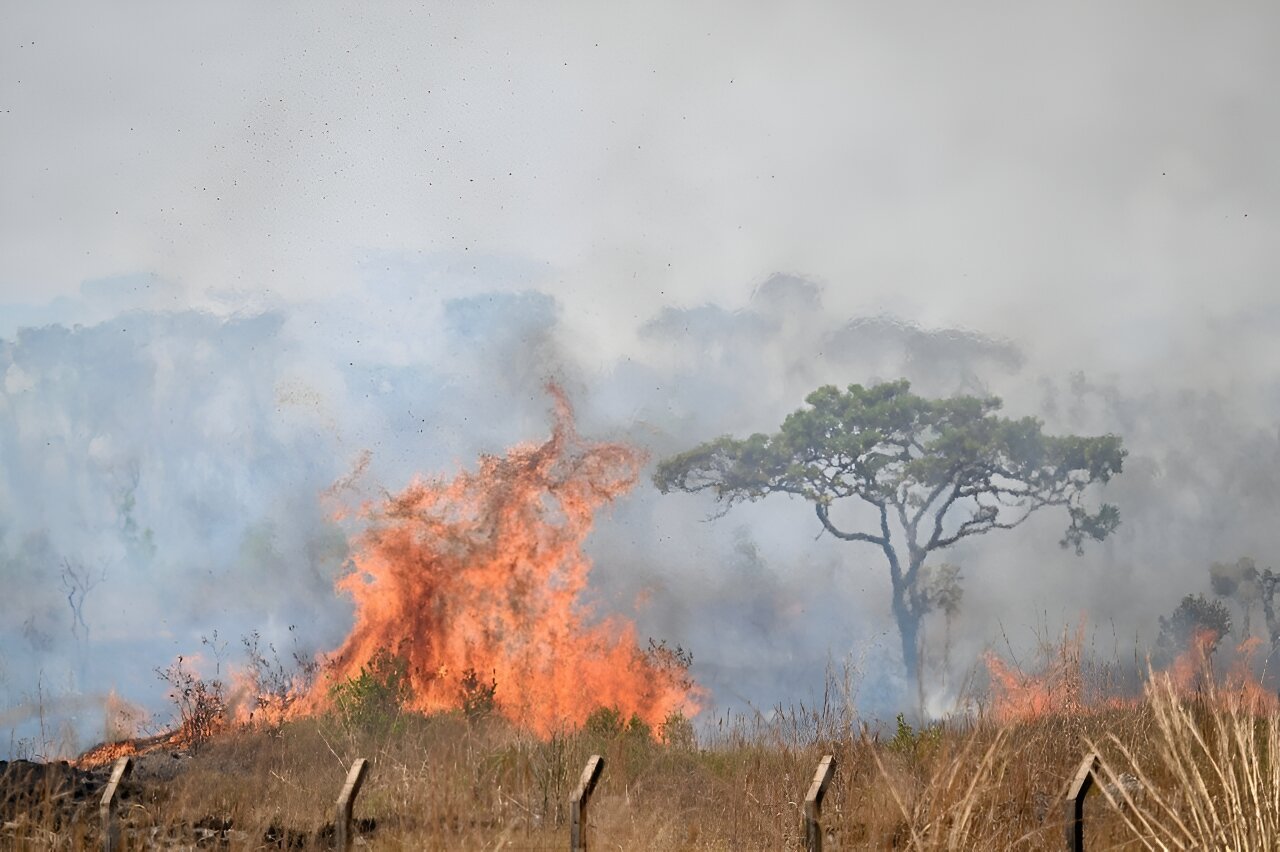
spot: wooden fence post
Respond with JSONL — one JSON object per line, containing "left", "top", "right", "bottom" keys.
{"left": 570, "top": 754, "right": 604, "bottom": 852}
{"left": 99, "top": 756, "right": 133, "bottom": 852}
{"left": 803, "top": 754, "right": 836, "bottom": 852}
{"left": 334, "top": 758, "right": 370, "bottom": 852}
{"left": 1065, "top": 752, "right": 1100, "bottom": 852}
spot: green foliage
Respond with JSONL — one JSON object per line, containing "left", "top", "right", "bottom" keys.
{"left": 920, "top": 563, "right": 964, "bottom": 617}
{"left": 583, "top": 706, "right": 624, "bottom": 738}
{"left": 626, "top": 713, "right": 652, "bottom": 741}
{"left": 659, "top": 710, "right": 697, "bottom": 749}
{"left": 1210, "top": 556, "right": 1280, "bottom": 643}
{"left": 328, "top": 648, "right": 410, "bottom": 732}
{"left": 582, "top": 706, "right": 653, "bottom": 742}
{"left": 888, "top": 712, "right": 943, "bottom": 757}
{"left": 654, "top": 379, "right": 1126, "bottom": 681}
{"left": 654, "top": 380, "right": 1125, "bottom": 553}
{"left": 1210, "top": 556, "right": 1260, "bottom": 601}
{"left": 1156, "top": 594, "right": 1231, "bottom": 664}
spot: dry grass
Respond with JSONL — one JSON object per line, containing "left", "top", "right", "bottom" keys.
{"left": 1091, "top": 673, "right": 1280, "bottom": 850}
{"left": 4, "top": 685, "right": 1278, "bottom": 850}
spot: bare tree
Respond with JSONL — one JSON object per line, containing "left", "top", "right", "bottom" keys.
{"left": 60, "top": 558, "right": 106, "bottom": 687}
{"left": 60, "top": 558, "right": 105, "bottom": 645}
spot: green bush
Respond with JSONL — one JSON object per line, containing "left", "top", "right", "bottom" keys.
{"left": 328, "top": 648, "right": 410, "bottom": 732}
{"left": 888, "top": 712, "right": 942, "bottom": 757}
{"left": 582, "top": 706, "right": 655, "bottom": 740}
{"left": 583, "top": 705, "right": 625, "bottom": 738}
{"left": 659, "top": 710, "right": 696, "bottom": 749}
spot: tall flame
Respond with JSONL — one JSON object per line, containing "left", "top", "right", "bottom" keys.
{"left": 297, "top": 386, "right": 699, "bottom": 735}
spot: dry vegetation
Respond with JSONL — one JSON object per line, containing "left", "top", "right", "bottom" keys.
{"left": 6, "top": 668, "right": 1279, "bottom": 850}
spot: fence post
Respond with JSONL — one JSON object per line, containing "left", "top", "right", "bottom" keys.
{"left": 569, "top": 754, "right": 604, "bottom": 852}
{"left": 803, "top": 754, "right": 836, "bottom": 852}
{"left": 99, "top": 756, "right": 133, "bottom": 852}
{"left": 1065, "top": 752, "right": 1100, "bottom": 852}
{"left": 334, "top": 758, "right": 370, "bottom": 852}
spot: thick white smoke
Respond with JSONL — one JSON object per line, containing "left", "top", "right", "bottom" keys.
{"left": 4, "top": 1, "right": 1280, "bottom": 754}
{"left": 5, "top": 273, "right": 1280, "bottom": 755}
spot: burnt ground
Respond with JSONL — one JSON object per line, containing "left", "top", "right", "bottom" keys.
{"left": 0, "top": 752, "right": 368, "bottom": 849}
{"left": 0, "top": 758, "right": 119, "bottom": 825}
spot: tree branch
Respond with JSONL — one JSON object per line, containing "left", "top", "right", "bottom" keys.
{"left": 814, "top": 502, "right": 887, "bottom": 545}
{"left": 931, "top": 495, "right": 1063, "bottom": 549}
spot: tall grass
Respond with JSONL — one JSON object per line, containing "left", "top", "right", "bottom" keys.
{"left": 1092, "top": 672, "right": 1280, "bottom": 850}
{"left": 6, "top": 678, "right": 1280, "bottom": 849}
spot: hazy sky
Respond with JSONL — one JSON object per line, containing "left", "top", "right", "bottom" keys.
{"left": 4, "top": 2, "right": 1280, "bottom": 748}
{"left": 4, "top": 2, "right": 1277, "bottom": 366}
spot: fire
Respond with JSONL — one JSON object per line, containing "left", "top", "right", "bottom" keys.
{"left": 103, "top": 689, "right": 147, "bottom": 742}
{"left": 73, "top": 729, "right": 187, "bottom": 770}
{"left": 983, "top": 624, "right": 1087, "bottom": 724}
{"left": 1164, "top": 626, "right": 1220, "bottom": 697}
{"left": 73, "top": 739, "right": 141, "bottom": 769}
{"left": 1219, "top": 636, "right": 1279, "bottom": 713}
{"left": 294, "top": 386, "right": 700, "bottom": 735}
{"left": 984, "top": 619, "right": 1277, "bottom": 723}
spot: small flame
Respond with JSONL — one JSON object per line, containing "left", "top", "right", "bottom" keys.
{"left": 984, "top": 618, "right": 1277, "bottom": 723}
{"left": 983, "top": 623, "right": 1086, "bottom": 724}
{"left": 1165, "top": 626, "right": 1221, "bottom": 697}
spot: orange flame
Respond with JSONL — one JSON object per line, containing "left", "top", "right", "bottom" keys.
{"left": 1165, "top": 626, "right": 1220, "bottom": 697}
{"left": 295, "top": 386, "right": 700, "bottom": 734}
{"left": 984, "top": 618, "right": 1278, "bottom": 723}
{"left": 983, "top": 623, "right": 1086, "bottom": 724}
{"left": 1219, "top": 636, "right": 1280, "bottom": 713}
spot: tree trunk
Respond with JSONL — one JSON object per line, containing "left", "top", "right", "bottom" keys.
{"left": 891, "top": 578, "right": 922, "bottom": 712}
{"left": 916, "top": 617, "right": 926, "bottom": 720}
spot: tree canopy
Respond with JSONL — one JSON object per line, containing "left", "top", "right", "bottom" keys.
{"left": 654, "top": 379, "right": 1126, "bottom": 691}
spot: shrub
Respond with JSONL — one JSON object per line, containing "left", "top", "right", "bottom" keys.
{"left": 888, "top": 712, "right": 942, "bottom": 757}
{"left": 459, "top": 667, "right": 497, "bottom": 723}
{"left": 328, "top": 648, "right": 410, "bottom": 732}
{"left": 155, "top": 657, "right": 227, "bottom": 752}
{"left": 658, "top": 710, "right": 696, "bottom": 749}
{"left": 583, "top": 705, "right": 625, "bottom": 738}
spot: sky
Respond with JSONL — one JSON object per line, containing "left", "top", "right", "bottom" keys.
{"left": 3, "top": 2, "right": 1280, "bottom": 754}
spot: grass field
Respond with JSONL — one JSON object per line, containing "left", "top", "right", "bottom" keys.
{"left": 5, "top": 668, "right": 1277, "bottom": 850}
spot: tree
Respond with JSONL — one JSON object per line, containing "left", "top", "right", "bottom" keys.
{"left": 653, "top": 380, "right": 1125, "bottom": 689}
{"left": 1210, "top": 556, "right": 1280, "bottom": 646}
{"left": 919, "top": 562, "right": 964, "bottom": 697}
{"left": 60, "top": 557, "right": 106, "bottom": 689}
{"left": 1155, "top": 593, "right": 1231, "bottom": 668}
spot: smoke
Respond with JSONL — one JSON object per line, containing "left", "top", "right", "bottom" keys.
{"left": 5, "top": 270, "right": 1280, "bottom": 755}
{"left": 4, "top": 2, "right": 1280, "bottom": 753}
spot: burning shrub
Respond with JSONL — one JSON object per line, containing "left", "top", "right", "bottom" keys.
{"left": 1155, "top": 593, "right": 1231, "bottom": 668}
{"left": 239, "top": 627, "right": 319, "bottom": 725}
{"left": 102, "top": 689, "right": 147, "bottom": 743}
{"left": 459, "top": 667, "right": 497, "bottom": 723}
{"left": 155, "top": 657, "right": 227, "bottom": 752}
